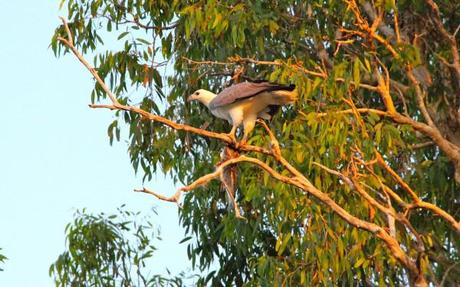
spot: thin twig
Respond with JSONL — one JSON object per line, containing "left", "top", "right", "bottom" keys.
{"left": 440, "top": 262, "right": 460, "bottom": 287}
{"left": 134, "top": 188, "right": 182, "bottom": 204}
{"left": 314, "top": 108, "right": 387, "bottom": 117}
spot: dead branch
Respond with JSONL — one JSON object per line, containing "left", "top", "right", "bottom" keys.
{"left": 134, "top": 187, "right": 181, "bottom": 203}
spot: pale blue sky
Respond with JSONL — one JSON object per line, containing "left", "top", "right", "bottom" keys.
{"left": 0, "top": 2, "right": 188, "bottom": 286}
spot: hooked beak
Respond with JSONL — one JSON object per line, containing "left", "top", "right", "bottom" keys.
{"left": 187, "top": 94, "right": 197, "bottom": 102}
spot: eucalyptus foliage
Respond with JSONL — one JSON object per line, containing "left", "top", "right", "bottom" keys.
{"left": 50, "top": 207, "right": 183, "bottom": 287}
{"left": 52, "top": 0, "right": 459, "bottom": 286}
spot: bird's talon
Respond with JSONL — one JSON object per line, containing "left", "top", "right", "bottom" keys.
{"left": 226, "top": 133, "right": 237, "bottom": 144}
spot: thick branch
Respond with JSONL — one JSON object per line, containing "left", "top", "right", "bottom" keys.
{"left": 346, "top": 0, "right": 399, "bottom": 57}
{"left": 390, "top": 113, "right": 460, "bottom": 165}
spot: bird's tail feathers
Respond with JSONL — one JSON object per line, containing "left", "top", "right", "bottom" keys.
{"left": 271, "top": 88, "right": 298, "bottom": 105}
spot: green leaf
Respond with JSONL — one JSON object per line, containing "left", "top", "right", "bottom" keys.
{"left": 354, "top": 257, "right": 366, "bottom": 268}
{"left": 277, "top": 233, "right": 292, "bottom": 255}
{"left": 353, "top": 58, "right": 361, "bottom": 88}
{"left": 136, "top": 38, "right": 151, "bottom": 45}
{"left": 117, "top": 31, "right": 129, "bottom": 40}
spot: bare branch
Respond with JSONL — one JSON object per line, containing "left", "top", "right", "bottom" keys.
{"left": 440, "top": 262, "right": 460, "bottom": 287}
{"left": 376, "top": 151, "right": 460, "bottom": 234}
{"left": 410, "top": 141, "right": 435, "bottom": 149}
{"left": 406, "top": 67, "right": 436, "bottom": 127}
{"left": 134, "top": 187, "right": 181, "bottom": 204}
{"left": 256, "top": 119, "right": 281, "bottom": 157}
{"left": 345, "top": 0, "right": 399, "bottom": 57}
{"left": 312, "top": 162, "right": 354, "bottom": 188}
{"left": 314, "top": 108, "right": 388, "bottom": 117}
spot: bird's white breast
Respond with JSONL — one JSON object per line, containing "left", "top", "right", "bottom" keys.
{"left": 210, "top": 106, "right": 235, "bottom": 124}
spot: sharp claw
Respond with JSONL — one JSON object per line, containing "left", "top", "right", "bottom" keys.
{"left": 227, "top": 133, "right": 236, "bottom": 143}
{"left": 226, "top": 129, "right": 238, "bottom": 144}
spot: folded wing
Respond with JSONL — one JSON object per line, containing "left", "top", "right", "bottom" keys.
{"left": 209, "top": 81, "right": 295, "bottom": 110}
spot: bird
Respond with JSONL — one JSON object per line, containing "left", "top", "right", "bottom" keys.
{"left": 187, "top": 81, "right": 297, "bottom": 143}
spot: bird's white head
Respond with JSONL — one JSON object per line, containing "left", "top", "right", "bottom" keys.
{"left": 187, "top": 89, "right": 217, "bottom": 107}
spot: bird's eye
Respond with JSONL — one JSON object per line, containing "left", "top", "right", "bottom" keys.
{"left": 195, "top": 92, "right": 200, "bottom": 95}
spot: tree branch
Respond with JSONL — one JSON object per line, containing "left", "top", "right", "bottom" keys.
{"left": 314, "top": 108, "right": 388, "bottom": 117}
{"left": 376, "top": 151, "right": 460, "bottom": 234}
{"left": 425, "top": 0, "right": 460, "bottom": 81}
{"left": 134, "top": 187, "right": 181, "bottom": 204}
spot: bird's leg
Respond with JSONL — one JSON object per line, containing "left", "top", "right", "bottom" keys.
{"left": 227, "top": 125, "right": 237, "bottom": 144}
{"left": 240, "top": 117, "right": 257, "bottom": 146}
{"left": 255, "top": 118, "right": 265, "bottom": 125}
{"left": 240, "top": 133, "right": 249, "bottom": 146}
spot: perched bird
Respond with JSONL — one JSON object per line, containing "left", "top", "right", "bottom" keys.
{"left": 187, "top": 81, "right": 297, "bottom": 143}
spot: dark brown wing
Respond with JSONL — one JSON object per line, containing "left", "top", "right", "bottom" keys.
{"left": 208, "top": 81, "right": 295, "bottom": 109}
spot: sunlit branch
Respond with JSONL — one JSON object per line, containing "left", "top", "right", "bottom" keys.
{"left": 314, "top": 108, "right": 388, "bottom": 117}
{"left": 376, "top": 151, "right": 460, "bottom": 234}
{"left": 344, "top": 0, "right": 399, "bottom": 57}
{"left": 134, "top": 187, "right": 181, "bottom": 204}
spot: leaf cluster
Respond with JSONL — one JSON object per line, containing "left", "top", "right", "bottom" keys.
{"left": 49, "top": 207, "right": 183, "bottom": 287}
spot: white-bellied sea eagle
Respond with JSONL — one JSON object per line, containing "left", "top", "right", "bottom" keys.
{"left": 187, "top": 81, "right": 297, "bottom": 143}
